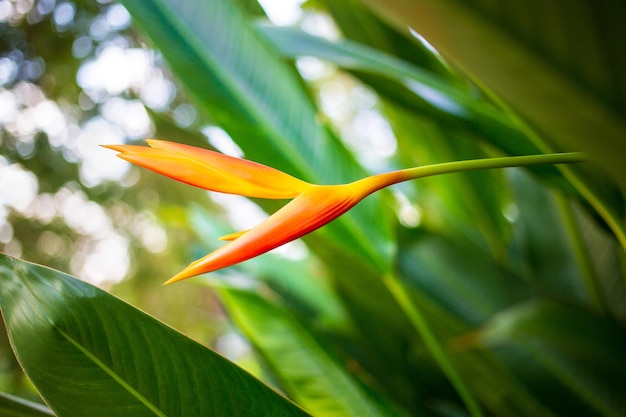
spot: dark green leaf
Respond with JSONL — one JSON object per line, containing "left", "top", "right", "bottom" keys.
{"left": 397, "top": 232, "right": 531, "bottom": 326}
{"left": 0, "top": 254, "right": 310, "bottom": 417}
{"left": 476, "top": 299, "right": 626, "bottom": 417}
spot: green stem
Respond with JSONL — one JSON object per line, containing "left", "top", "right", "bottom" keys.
{"left": 383, "top": 273, "right": 485, "bottom": 417}
{"left": 370, "top": 152, "right": 587, "bottom": 189}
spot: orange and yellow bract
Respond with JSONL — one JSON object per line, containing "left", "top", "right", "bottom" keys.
{"left": 105, "top": 140, "right": 407, "bottom": 283}
{"left": 105, "top": 140, "right": 584, "bottom": 284}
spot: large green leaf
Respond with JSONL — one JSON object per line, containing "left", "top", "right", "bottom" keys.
{"left": 118, "top": 0, "right": 394, "bottom": 270}
{"left": 219, "top": 287, "right": 408, "bottom": 417}
{"left": 0, "top": 392, "right": 53, "bottom": 417}
{"left": 0, "top": 253, "right": 310, "bottom": 417}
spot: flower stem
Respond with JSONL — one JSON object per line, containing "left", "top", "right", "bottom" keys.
{"left": 367, "top": 152, "right": 587, "bottom": 191}
{"left": 408, "top": 152, "right": 585, "bottom": 179}
{"left": 383, "top": 273, "right": 485, "bottom": 417}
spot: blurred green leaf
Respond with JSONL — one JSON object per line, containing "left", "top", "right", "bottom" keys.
{"left": 385, "top": 274, "right": 558, "bottom": 417}
{"left": 0, "top": 392, "right": 53, "bottom": 417}
{"left": 508, "top": 170, "right": 595, "bottom": 304}
{"left": 397, "top": 232, "right": 531, "bottom": 326}
{"left": 0, "top": 253, "right": 310, "bottom": 417}
{"left": 219, "top": 286, "right": 408, "bottom": 417}
{"left": 476, "top": 299, "right": 626, "bottom": 417}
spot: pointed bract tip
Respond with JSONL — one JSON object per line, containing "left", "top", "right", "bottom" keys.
{"left": 101, "top": 144, "right": 126, "bottom": 152}
{"left": 145, "top": 139, "right": 162, "bottom": 148}
{"left": 162, "top": 263, "right": 203, "bottom": 285}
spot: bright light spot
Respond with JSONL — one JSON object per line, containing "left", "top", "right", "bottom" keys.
{"left": 71, "top": 231, "right": 130, "bottom": 286}
{"left": 75, "top": 117, "right": 129, "bottom": 186}
{"left": 140, "top": 72, "right": 175, "bottom": 110}
{"left": 320, "top": 80, "right": 349, "bottom": 120}
{"left": 15, "top": 0, "right": 34, "bottom": 15}
{"left": 407, "top": 81, "right": 466, "bottom": 117}
{"left": 77, "top": 46, "right": 152, "bottom": 98}
{"left": 37, "top": 231, "right": 67, "bottom": 257}
{"left": 14, "top": 81, "right": 44, "bottom": 106}
{"left": 352, "top": 109, "right": 397, "bottom": 158}
{"left": 37, "top": 0, "right": 55, "bottom": 15}
{"left": 33, "top": 193, "right": 56, "bottom": 224}
{"left": 351, "top": 85, "right": 378, "bottom": 110}
{"left": 301, "top": 12, "right": 340, "bottom": 41}
{"left": 395, "top": 192, "right": 422, "bottom": 228}
{"left": 0, "top": 57, "right": 18, "bottom": 85}
{"left": 57, "top": 188, "right": 111, "bottom": 237}
{"left": 0, "top": 222, "right": 13, "bottom": 243}
{"left": 0, "top": 1, "right": 13, "bottom": 22}
{"left": 131, "top": 211, "right": 168, "bottom": 253}
{"left": 209, "top": 194, "right": 268, "bottom": 233}
{"left": 14, "top": 107, "right": 37, "bottom": 136}
{"left": 296, "top": 56, "right": 334, "bottom": 81}
{"left": 257, "top": 0, "right": 303, "bottom": 26}
{"left": 53, "top": 2, "right": 75, "bottom": 28}
{"left": 0, "top": 89, "right": 18, "bottom": 122}
{"left": 203, "top": 126, "right": 243, "bottom": 158}
{"left": 72, "top": 36, "right": 93, "bottom": 58}
{"left": 0, "top": 163, "right": 39, "bottom": 212}
{"left": 89, "top": 15, "right": 111, "bottom": 40}
{"left": 172, "top": 103, "right": 197, "bottom": 128}
{"left": 216, "top": 331, "right": 252, "bottom": 360}
{"left": 105, "top": 4, "right": 130, "bottom": 30}
{"left": 270, "top": 238, "right": 308, "bottom": 260}
{"left": 22, "top": 57, "right": 45, "bottom": 80}
{"left": 100, "top": 97, "right": 152, "bottom": 138}
{"left": 34, "top": 100, "right": 67, "bottom": 139}
{"left": 16, "top": 136, "right": 35, "bottom": 157}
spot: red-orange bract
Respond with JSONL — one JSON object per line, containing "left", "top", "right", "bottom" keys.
{"left": 105, "top": 140, "right": 407, "bottom": 283}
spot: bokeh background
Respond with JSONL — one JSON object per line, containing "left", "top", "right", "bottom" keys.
{"left": 2, "top": 1, "right": 625, "bottom": 415}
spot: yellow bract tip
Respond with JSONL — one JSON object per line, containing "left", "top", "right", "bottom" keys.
{"left": 219, "top": 230, "right": 249, "bottom": 241}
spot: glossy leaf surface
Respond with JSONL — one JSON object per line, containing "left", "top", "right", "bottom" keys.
{"left": 0, "top": 254, "right": 310, "bottom": 417}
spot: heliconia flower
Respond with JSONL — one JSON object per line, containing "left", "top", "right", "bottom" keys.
{"left": 105, "top": 140, "right": 584, "bottom": 284}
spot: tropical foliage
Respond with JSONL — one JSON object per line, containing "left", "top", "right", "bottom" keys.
{"left": 1, "top": 0, "right": 624, "bottom": 416}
